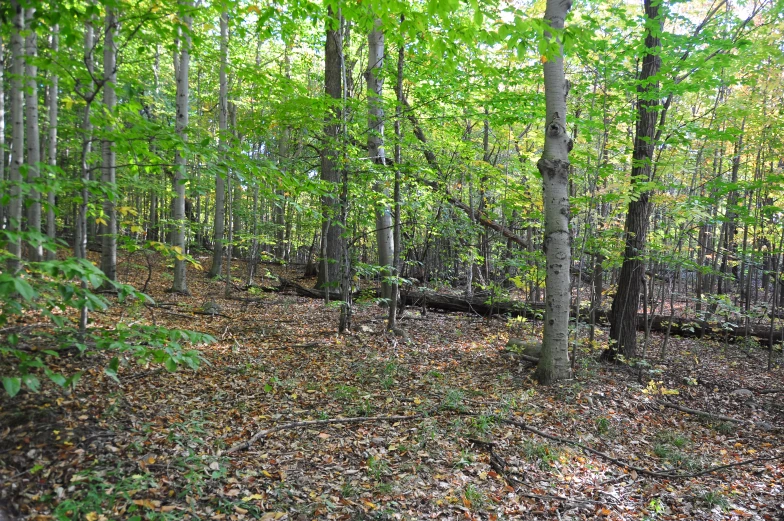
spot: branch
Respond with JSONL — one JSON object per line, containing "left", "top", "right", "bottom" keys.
{"left": 225, "top": 413, "right": 425, "bottom": 454}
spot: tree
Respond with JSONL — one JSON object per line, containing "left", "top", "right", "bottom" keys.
{"left": 25, "top": 5, "right": 42, "bottom": 262}
{"left": 316, "top": 7, "right": 344, "bottom": 293}
{"left": 366, "top": 19, "right": 395, "bottom": 306}
{"left": 7, "top": 0, "right": 25, "bottom": 272}
{"left": 534, "top": 0, "right": 573, "bottom": 384}
{"left": 100, "top": 6, "right": 118, "bottom": 282}
{"left": 208, "top": 9, "right": 229, "bottom": 279}
{"left": 603, "top": 0, "right": 664, "bottom": 362}
{"left": 170, "top": 0, "right": 193, "bottom": 295}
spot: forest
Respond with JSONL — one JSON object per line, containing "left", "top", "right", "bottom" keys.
{"left": 0, "top": 0, "right": 783, "bottom": 519}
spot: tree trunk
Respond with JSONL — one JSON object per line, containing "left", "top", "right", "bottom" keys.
{"left": 208, "top": 10, "right": 228, "bottom": 279}
{"left": 7, "top": 0, "right": 24, "bottom": 272}
{"left": 45, "top": 27, "right": 58, "bottom": 261}
{"left": 316, "top": 7, "right": 344, "bottom": 292}
{"left": 388, "top": 25, "right": 404, "bottom": 331}
{"left": 604, "top": 0, "right": 663, "bottom": 362}
{"left": 24, "top": 6, "right": 42, "bottom": 262}
{"left": 100, "top": 7, "right": 118, "bottom": 281}
{"left": 0, "top": 36, "right": 6, "bottom": 234}
{"left": 170, "top": 1, "right": 192, "bottom": 294}
{"left": 534, "top": 0, "right": 573, "bottom": 385}
{"left": 366, "top": 21, "right": 395, "bottom": 305}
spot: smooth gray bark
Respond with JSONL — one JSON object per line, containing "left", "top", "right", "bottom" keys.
{"left": 170, "top": 1, "right": 192, "bottom": 294}
{"left": 100, "top": 8, "right": 118, "bottom": 281}
{"left": 24, "top": 7, "right": 41, "bottom": 262}
{"left": 209, "top": 11, "right": 228, "bottom": 279}
{"left": 366, "top": 22, "right": 394, "bottom": 304}
{"left": 8, "top": 1, "right": 24, "bottom": 272}
{"left": 535, "top": 0, "right": 573, "bottom": 385}
{"left": 45, "top": 27, "right": 59, "bottom": 261}
{"left": 0, "top": 36, "right": 5, "bottom": 233}
{"left": 387, "top": 28, "right": 405, "bottom": 331}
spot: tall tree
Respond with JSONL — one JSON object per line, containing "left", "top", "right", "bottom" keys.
{"left": 534, "top": 0, "right": 573, "bottom": 385}
{"left": 0, "top": 36, "right": 5, "bottom": 234}
{"left": 45, "top": 26, "right": 59, "bottom": 261}
{"left": 170, "top": 0, "right": 192, "bottom": 294}
{"left": 208, "top": 9, "right": 229, "bottom": 279}
{"left": 366, "top": 19, "right": 394, "bottom": 305}
{"left": 603, "top": 0, "right": 664, "bottom": 361}
{"left": 25, "top": 6, "right": 42, "bottom": 262}
{"left": 7, "top": 0, "right": 25, "bottom": 272}
{"left": 316, "top": 7, "right": 344, "bottom": 292}
{"left": 100, "top": 7, "right": 118, "bottom": 281}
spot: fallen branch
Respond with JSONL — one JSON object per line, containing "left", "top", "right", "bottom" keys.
{"left": 225, "top": 413, "right": 425, "bottom": 454}
{"left": 499, "top": 417, "right": 782, "bottom": 479}
{"left": 655, "top": 400, "right": 747, "bottom": 424}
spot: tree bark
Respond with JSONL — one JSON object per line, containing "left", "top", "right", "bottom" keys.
{"left": 24, "top": 6, "right": 42, "bottom": 262}
{"left": 534, "top": 0, "right": 573, "bottom": 385}
{"left": 366, "top": 20, "right": 394, "bottom": 304}
{"left": 170, "top": 0, "right": 192, "bottom": 294}
{"left": 8, "top": 0, "right": 24, "bottom": 272}
{"left": 388, "top": 27, "right": 405, "bottom": 331}
{"left": 0, "top": 36, "right": 6, "bottom": 234}
{"left": 316, "top": 7, "right": 344, "bottom": 292}
{"left": 100, "top": 8, "right": 118, "bottom": 281}
{"left": 604, "top": 0, "right": 663, "bottom": 362}
{"left": 209, "top": 10, "right": 228, "bottom": 279}
{"left": 45, "top": 27, "right": 59, "bottom": 261}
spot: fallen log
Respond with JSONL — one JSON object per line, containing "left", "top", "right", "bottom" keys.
{"left": 278, "top": 279, "right": 784, "bottom": 342}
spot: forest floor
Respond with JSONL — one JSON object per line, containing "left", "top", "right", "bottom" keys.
{"left": 1, "top": 255, "right": 783, "bottom": 521}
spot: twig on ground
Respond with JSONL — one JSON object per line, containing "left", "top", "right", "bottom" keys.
{"left": 225, "top": 413, "right": 426, "bottom": 454}
{"left": 656, "top": 400, "right": 748, "bottom": 424}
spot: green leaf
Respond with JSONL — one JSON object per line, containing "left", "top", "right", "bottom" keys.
{"left": 23, "top": 374, "right": 41, "bottom": 393}
{"left": 105, "top": 357, "right": 120, "bottom": 382}
{"left": 165, "top": 358, "right": 177, "bottom": 372}
{"left": 2, "top": 377, "right": 21, "bottom": 397}
{"left": 13, "top": 278, "right": 36, "bottom": 301}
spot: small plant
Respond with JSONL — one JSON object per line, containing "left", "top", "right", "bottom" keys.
{"left": 595, "top": 416, "right": 611, "bottom": 435}
{"left": 699, "top": 489, "right": 729, "bottom": 510}
{"left": 452, "top": 449, "right": 474, "bottom": 469}
{"left": 712, "top": 421, "right": 735, "bottom": 435}
{"left": 655, "top": 430, "right": 688, "bottom": 448}
{"left": 441, "top": 388, "right": 466, "bottom": 412}
{"left": 522, "top": 440, "right": 559, "bottom": 470}
{"left": 462, "top": 484, "right": 484, "bottom": 508}
{"left": 469, "top": 415, "right": 496, "bottom": 436}
{"left": 366, "top": 456, "right": 389, "bottom": 480}
{"left": 340, "top": 482, "right": 358, "bottom": 498}
{"left": 332, "top": 384, "right": 359, "bottom": 401}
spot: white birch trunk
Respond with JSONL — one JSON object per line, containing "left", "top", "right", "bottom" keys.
{"left": 366, "top": 22, "right": 394, "bottom": 304}
{"left": 45, "top": 27, "right": 59, "bottom": 261}
{"left": 171, "top": 1, "right": 192, "bottom": 294}
{"left": 100, "top": 8, "right": 118, "bottom": 281}
{"left": 535, "top": 0, "right": 573, "bottom": 385}
{"left": 8, "top": 1, "right": 25, "bottom": 272}
{"left": 209, "top": 10, "right": 228, "bottom": 279}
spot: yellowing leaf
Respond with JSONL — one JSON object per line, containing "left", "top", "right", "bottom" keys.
{"left": 85, "top": 513, "right": 99, "bottom": 521}
{"left": 242, "top": 494, "right": 265, "bottom": 501}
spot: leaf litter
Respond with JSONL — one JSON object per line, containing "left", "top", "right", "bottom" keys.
{"left": 0, "top": 256, "right": 782, "bottom": 520}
